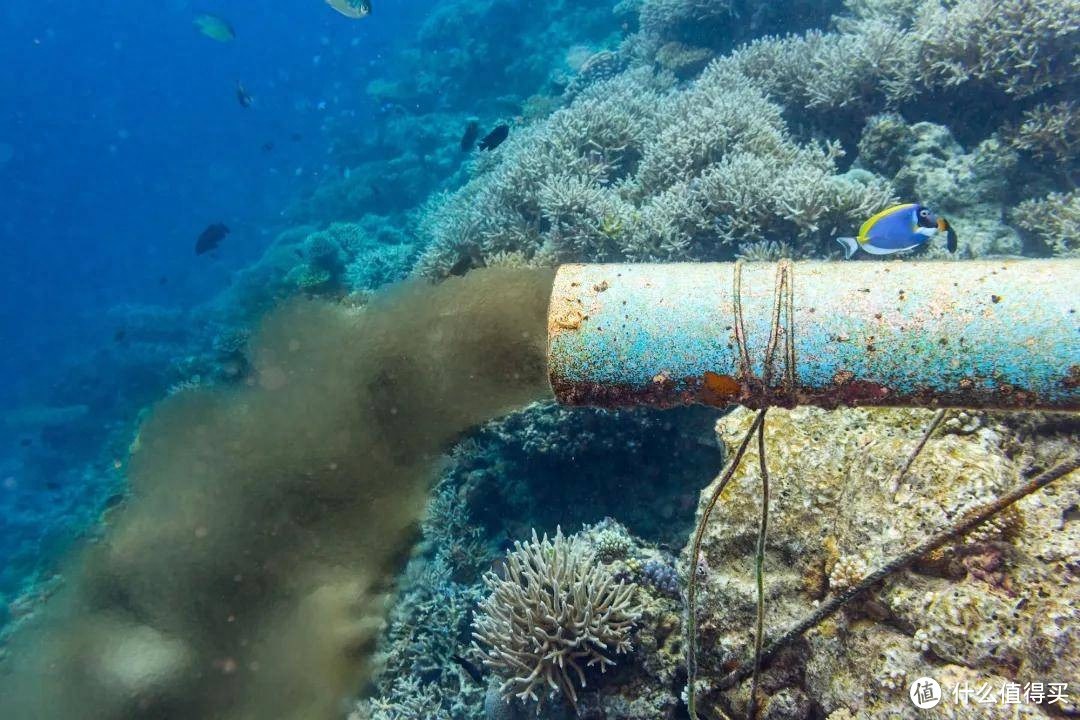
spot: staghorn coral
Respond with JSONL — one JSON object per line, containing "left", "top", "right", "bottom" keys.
{"left": 422, "top": 477, "right": 492, "bottom": 582}
{"left": 911, "top": 0, "right": 1080, "bottom": 99}
{"left": 1007, "top": 101, "right": 1080, "bottom": 165}
{"left": 636, "top": 0, "right": 840, "bottom": 56}
{"left": 360, "top": 556, "right": 487, "bottom": 720}
{"left": 416, "top": 62, "right": 893, "bottom": 275}
{"left": 350, "top": 676, "right": 452, "bottom": 720}
{"left": 735, "top": 239, "right": 798, "bottom": 262}
{"left": 414, "top": 68, "right": 674, "bottom": 276}
{"left": 1011, "top": 190, "right": 1080, "bottom": 256}
{"left": 727, "top": 0, "right": 1080, "bottom": 111}
{"left": 472, "top": 528, "right": 642, "bottom": 706}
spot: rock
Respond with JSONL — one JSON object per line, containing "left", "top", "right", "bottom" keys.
{"left": 677, "top": 406, "right": 1079, "bottom": 717}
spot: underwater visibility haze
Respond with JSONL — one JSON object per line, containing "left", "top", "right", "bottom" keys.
{"left": 0, "top": 0, "right": 1078, "bottom": 719}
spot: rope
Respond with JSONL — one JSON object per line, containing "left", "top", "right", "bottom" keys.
{"left": 747, "top": 416, "right": 770, "bottom": 719}
{"left": 687, "top": 260, "right": 797, "bottom": 720}
{"left": 714, "top": 452, "right": 1080, "bottom": 691}
{"left": 732, "top": 260, "right": 753, "bottom": 384}
{"left": 732, "top": 260, "right": 797, "bottom": 404}
{"left": 890, "top": 408, "right": 948, "bottom": 495}
{"left": 685, "top": 408, "right": 764, "bottom": 720}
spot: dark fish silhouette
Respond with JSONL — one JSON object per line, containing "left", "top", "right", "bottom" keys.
{"left": 158, "top": 275, "right": 169, "bottom": 286}
{"left": 460, "top": 120, "right": 480, "bottom": 151}
{"left": 195, "top": 223, "right": 230, "bottom": 255}
{"left": 478, "top": 124, "right": 509, "bottom": 151}
{"left": 290, "top": 132, "right": 303, "bottom": 142}
{"left": 262, "top": 141, "right": 275, "bottom": 152}
{"left": 451, "top": 654, "right": 485, "bottom": 684}
{"left": 113, "top": 328, "right": 126, "bottom": 343}
{"left": 236, "top": 81, "right": 253, "bottom": 108}
{"left": 20, "top": 437, "right": 33, "bottom": 447}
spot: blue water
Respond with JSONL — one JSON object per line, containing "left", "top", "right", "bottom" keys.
{"left": 0, "top": 0, "right": 436, "bottom": 608}
{"left": 0, "top": 2, "right": 425, "bottom": 398}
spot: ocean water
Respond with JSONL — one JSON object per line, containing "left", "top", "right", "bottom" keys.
{"left": 0, "top": 1, "right": 1077, "bottom": 718}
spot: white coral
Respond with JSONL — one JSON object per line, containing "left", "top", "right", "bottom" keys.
{"left": 471, "top": 528, "right": 641, "bottom": 706}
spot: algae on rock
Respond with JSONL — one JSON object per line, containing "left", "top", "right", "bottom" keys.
{"left": 679, "top": 406, "right": 1080, "bottom": 718}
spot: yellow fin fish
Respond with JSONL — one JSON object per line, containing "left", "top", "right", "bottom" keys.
{"left": 326, "top": 0, "right": 371, "bottom": 19}
{"left": 836, "top": 203, "right": 957, "bottom": 259}
{"left": 193, "top": 13, "right": 236, "bottom": 42}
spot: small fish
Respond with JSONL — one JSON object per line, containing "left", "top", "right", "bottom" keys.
{"left": 195, "top": 222, "right": 230, "bottom": 255}
{"left": 290, "top": 132, "right": 303, "bottom": 142}
{"left": 478, "top": 124, "right": 509, "bottom": 151}
{"left": 460, "top": 119, "right": 480, "bottom": 152}
{"left": 451, "top": 654, "right": 485, "bottom": 685}
{"left": 236, "top": 81, "right": 253, "bottom": 108}
{"left": 262, "top": 141, "right": 275, "bottom": 152}
{"left": 103, "top": 493, "right": 126, "bottom": 509}
{"left": 836, "top": 203, "right": 957, "bottom": 259}
{"left": 158, "top": 275, "right": 169, "bottom": 286}
{"left": 194, "top": 13, "right": 236, "bottom": 42}
{"left": 19, "top": 437, "right": 33, "bottom": 447}
{"left": 326, "top": 0, "right": 371, "bottom": 19}
{"left": 113, "top": 328, "right": 126, "bottom": 343}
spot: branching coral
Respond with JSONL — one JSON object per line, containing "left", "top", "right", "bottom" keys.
{"left": 414, "top": 69, "right": 674, "bottom": 275}
{"left": 725, "top": 0, "right": 1080, "bottom": 114}
{"left": 910, "top": 0, "right": 1080, "bottom": 98}
{"left": 1006, "top": 101, "right": 1080, "bottom": 165}
{"left": 1011, "top": 190, "right": 1080, "bottom": 256}
{"left": 472, "top": 528, "right": 641, "bottom": 706}
{"left": 639, "top": 0, "right": 735, "bottom": 47}
{"left": 416, "top": 61, "right": 893, "bottom": 274}
{"left": 351, "top": 676, "right": 452, "bottom": 720}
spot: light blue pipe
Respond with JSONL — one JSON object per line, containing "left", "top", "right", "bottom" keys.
{"left": 546, "top": 260, "right": 1080, "bottom": 411}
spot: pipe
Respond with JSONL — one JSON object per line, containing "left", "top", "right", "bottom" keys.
{"left": 547, "top": 260, "right": 1080, "bottom": 411}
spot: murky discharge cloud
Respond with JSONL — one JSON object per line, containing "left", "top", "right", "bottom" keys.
{"left": 0, "top": 268, "right": 555, "bottom": 720}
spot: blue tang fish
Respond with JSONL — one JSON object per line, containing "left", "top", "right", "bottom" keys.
{"left": 836, "top": 203, "right": 957, "bottom": 259}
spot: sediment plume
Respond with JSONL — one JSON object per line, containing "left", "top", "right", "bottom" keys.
{"left": 0, "top": 268, "right": 555, "bottom": 720}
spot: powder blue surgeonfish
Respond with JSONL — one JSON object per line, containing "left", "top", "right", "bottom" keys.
{"left": 836, "top": 203, "right": 957, "bottom": 259}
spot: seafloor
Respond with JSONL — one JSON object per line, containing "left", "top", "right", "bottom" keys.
{"left": 1, "top": 1, "right": 1078, "bottom": 719}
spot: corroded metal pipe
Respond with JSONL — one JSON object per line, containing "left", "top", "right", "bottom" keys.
{"left": 547, "top": 261, "right": 1080, "bottom": 411}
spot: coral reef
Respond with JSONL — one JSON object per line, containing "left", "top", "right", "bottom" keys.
{"left": 431, "top": 401, "right": 721, "bottom": 548}
{"left": 1012, "top": 190, "right": 1080, "bottom": 256}
{"left": 472, "top": 527, "right": 642, "bottom": 706}
{"left": 6, "top": 1, "right": 1080, "bottom": 719}
{"left": 415, "top": 63, "right": 893, "bottom": 276}
{"left": 415, "top": 0, "right": 1080, "bottom": 276}
{"left": 677, "top": 406, "right": 1080, "bottom": 718}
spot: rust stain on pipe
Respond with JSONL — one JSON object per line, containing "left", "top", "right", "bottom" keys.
{"left": 546, "top": 261, "right": 1080, "bottom": 412}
